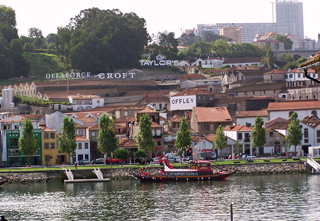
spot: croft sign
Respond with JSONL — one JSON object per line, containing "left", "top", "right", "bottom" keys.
{"left": 45, "top": 72, "right": 136, "bottom": 80}
{"left": 139, "top": 54, "right": 179, "bottom": 66}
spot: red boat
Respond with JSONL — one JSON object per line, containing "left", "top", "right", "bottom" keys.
{"left": 134, "top": 158, "right": 234, "bottom": 182}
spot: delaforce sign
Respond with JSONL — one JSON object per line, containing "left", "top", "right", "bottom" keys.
{"left": 139, "top": 54, "right": 179, "bottom": 66}
{"left": 45, "top": 72, "right": 136, "bottom": 80}
{"left": 170, "top": 95, "right": 196, "bottom": 111}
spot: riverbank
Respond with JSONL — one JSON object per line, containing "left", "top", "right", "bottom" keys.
{"left": 0, "top": 161, "right": 309, "bottom": 183}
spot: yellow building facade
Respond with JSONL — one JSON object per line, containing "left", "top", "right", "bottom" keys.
{"left": 41, "top": 127, "right": 66, "bottom": 165}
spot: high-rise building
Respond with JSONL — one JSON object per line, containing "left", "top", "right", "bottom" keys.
{"left": 276, "top": 0, "right": 304, "bottom": 39}
{"left": 197, "top": 0, "right": 304, "bottom": 43}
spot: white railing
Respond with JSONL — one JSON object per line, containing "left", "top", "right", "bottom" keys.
{"left": 93, "top": 168, "right": 104, "bottom": 180}
{"left": 64, "top": 168, "right": 74, "bottom": 180}
{"left": 306, "top": 157, "right": 320, "bottom": 173}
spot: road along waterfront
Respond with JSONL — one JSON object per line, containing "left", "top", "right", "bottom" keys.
{"left": 0, "top": 173, "right": 320, "bottom": 220}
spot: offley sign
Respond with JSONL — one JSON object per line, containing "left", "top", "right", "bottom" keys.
{"left": 45, "top": 72, "right": 136, "bottom": 80}
{"left": 170, "top": 95, "right": 196, "bottom": 111}
{"left": 139, "top": 54, "right": 179, "bottom": 66}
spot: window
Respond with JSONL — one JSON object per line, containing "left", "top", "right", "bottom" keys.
{"left": 91, "top": 131, "right": 96, "bottom": 137}
{"left": 304, "top": 128, "right": 309, "bottom": 143}
{"left": 15, "top": 125, "right": 19, "bottom": 129}
{"left": 9, "top": 138, "right": 18, "bottom": 146}
{"left": 44, "top": 132, "right": 49, "bottom": 139}
{"left": 50, "top": 133, "right": 55, "bottom": 139}
{"left": 45, "top": 155, "right": 50, "bottom": 163}
{"left": 156, "top": 129, "right": 161, "bottom": 136}
{"left": 50, "top": 143, "right": 55, "bottom": 149}
{"left": 85, "top": 143, "right": 88, "bottom": 149}
{"left": 238, "top": 133, "right": 243, "bottom": 140}
{"left": 157, "top": 140, "right": 161, "bottom": 146}
{"left": 79, "top": 130, "right": 84, "bottom": 136}
{"left": 78, "top": 143, "right": 82, "bottom": 149}
{"left": 312, "top": 110, "right": 317, "bottom": 116}
{"left": 85, "top": 154, "right": 89, "bottom": 160}
{"left": 317, "top": 130, "right": 320, "bottom": 143}
{"left": 269, "top": 132, "right": 274, "bottom": 137}
{"left": 45, "top": 143, "right": 49, "bottom": 149}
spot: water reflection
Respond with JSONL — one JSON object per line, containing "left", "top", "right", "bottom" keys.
{"left": 0, "top": 174, "right": 320, "bottom": 220}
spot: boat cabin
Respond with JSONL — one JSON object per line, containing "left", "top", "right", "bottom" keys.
{"left": 189, "top": 160, "right": 212, "bottom": 175}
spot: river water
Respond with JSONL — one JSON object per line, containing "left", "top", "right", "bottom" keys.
{"left": 0, "top": 174, "right": 320, "bottom": 221}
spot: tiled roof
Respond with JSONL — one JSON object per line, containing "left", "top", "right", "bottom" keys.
{"left": 172, "top": 88, "right": 212, "bottom": 97}
{"left": 223, "top": 57, "right": 263, "bottom": 64}
{"left": 76, "top": 135, "right": 89, "bottom": 141}
{"left": 224, "top": 125, "right": 252, "bottom": 132}
{"left": 301, "top": 115, "right": 320, "bottom": 128}
{"left": 264, "top": 117, "right": 290, "bottom": 130}
{"left": 138, "top": 106, "right": 158, "bottom": 113}
{"left": 264, "top": 69, "right": 288, "bottom": 75}
{"left": 268, "top": 100, "right": 320, "bottom": 111}
{"left": 228, "top": 82, "right": 285, "bottom": 93}
{"left": 88, "top": 124, "right": 99, "bottom": 130}
{"left": 237, "top": 109, "right": 268, "bottom": 118}
{"left": 115, "top": 116, "right": 136, "bottom": 122}
{"left": 40, "top": 127, "right": 55, "bottom": 132}
{"left": 205, "top": 134, "right": 216, "bottom": 142}
{"left": 193, "top": 107, "right": 232, "bottom": 123}
{"left": 118, "top": 138, "right": 138, "bottom": 147}
{"left": 179, "top": 74, "right": 207, "bottom": 80}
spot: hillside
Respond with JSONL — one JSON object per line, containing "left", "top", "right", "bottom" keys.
{"left": 23, "top": 52, "right": 67, "bottom": 81}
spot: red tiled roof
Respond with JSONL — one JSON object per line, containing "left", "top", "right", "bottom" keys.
{"left": 76, "top": 135, "right": 89, "bottom": 141}
{"left": 301, "top": 115, "right": 320, "bottom": 128}
{"left": 179, "top": 74, "right": 207, "bottom": 80}
{"left": 224, "top": 125, "right": 252, "bottom": 132}
{"left": 268, "top": 100, "right": 320, "bottom": 111}
{"left": 237, "top": 109, "right": 268, "bottom": 118}
{"left": 118, "top": 138, "right": 138, "bottom": 147}
{"left": 172, "top": 88, "right": 212, "bottom": 97}
{"left": 193, "top": 107, "right": 232, "bottom": 123}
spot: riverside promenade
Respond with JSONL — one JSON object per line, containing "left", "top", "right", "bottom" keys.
{"left": 0, "top": 159, "right": 308, "bottom": 183}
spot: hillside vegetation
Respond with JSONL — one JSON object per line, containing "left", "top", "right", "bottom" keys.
{"left": 23, "top": 52, "right": 66, "bottom": 80}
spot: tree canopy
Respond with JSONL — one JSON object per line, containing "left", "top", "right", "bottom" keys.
{"left": 0, "top": 5, "right": 30, "bottom": 79}
{"left": 175, "top": 117, "right": 192, "bottom": 155}
{"left": 136, "top": 114, "right": 155, "bottom": 153}
{"left": 18, "top": 118, "right": 38, "bottom": 156}
{"left": 286, "top": 112, "right": 302, "bottom": 156}
{"left": 97, "top": 113, "right": 118, "bottom": 155}
{"left": 251, "top": 116, "right": 266, "bottom": 156}
{"left": 56, "top": 8, "right": 149, "bottom": 73}
{"left": 213, "top": 125, "right": 227, "bottom": 158}
{"left": 58, "top": 117, "right": 77, "bottom": 162}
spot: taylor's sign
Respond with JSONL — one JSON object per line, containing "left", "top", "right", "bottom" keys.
{"left": 45, "top": 72, "right": 136, "bottom": 80}
{"left": 139, "top": 54, "right": 179, "bottom": 66}
{"left": 170, "top": 95, "right": 196, "bottom": 111}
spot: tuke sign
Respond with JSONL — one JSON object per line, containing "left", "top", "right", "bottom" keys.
{"left": 139, "top": 54, "right": 179, "bottom": 66}
{"left": 45, "top": 72, "right": 136, "bottom": 80}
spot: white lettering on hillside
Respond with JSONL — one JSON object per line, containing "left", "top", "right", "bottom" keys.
{"left": 45, "top": 72, "right": 136, "bottom": 80}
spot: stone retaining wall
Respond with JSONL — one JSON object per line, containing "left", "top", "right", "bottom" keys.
{"left": 0, "top": 162, "right": 308, "bottom": 183}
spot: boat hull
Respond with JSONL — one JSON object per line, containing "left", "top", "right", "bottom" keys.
{"left": 134, "top": 172, "right": 234, "bottom": 182}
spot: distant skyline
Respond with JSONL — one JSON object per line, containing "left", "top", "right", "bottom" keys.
{"left": 1, "top": 0, "right": 319, "bottom": 40}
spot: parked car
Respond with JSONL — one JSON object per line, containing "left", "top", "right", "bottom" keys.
{"left": 91, "top": 158, "right": 104, "bottom": 164}
{"left": 0, "top": 162, "right": 10, "bottom": 168}
{"left": 11, "top": 162, "right": 25, "bottom": 167}
{"left": 78, "top": 159, "right": 90, "bottom": 165}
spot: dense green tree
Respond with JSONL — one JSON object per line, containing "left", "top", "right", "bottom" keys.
{"left": 178, "top": 32, "right": 201, "bottom": 46}
{"left": 56, "top": 8, "right": 148, "bottom": 72}
{"left": 286, "top": 112, "right": 302, "bottom": 156}
{"left": 134, "top": 149, "right": 148, "bottom": 158}
{"left": 0, "top": 5, "right": 29, "bottom": 79}
{"left": 213, "top": 125, "right": 227, "bottom": 158}
{"left": 186, "top": 41, "right": 213, "bottom": 58}
{"left": 202, "top": 31, "right": 231, "bottom": 43}
{"left": 97, "top": 114, "right": 118, "bottom": 157}
{"left": 136, "top": 114, "right": 155, "bottom": 153}
{"left": 58, "top": 117, "right": 76, "bottom": 163}
{"left": 158, "top": 32, "right": 179, "bottom": 59}
{"left": 28, "top": 27, "right": 43, "bottom": 39}
{"left": 19, "top": 118, "right": 38, "bottom": 164}
{"left": 113, "top": 149, "right": 130, "bottom": 162}
{"left": 276, "top": 34, "right": 293, "bottom": 50}
{"left": 251, "top": 116, "right": 266, "bottom": 156}
{"left": 260, "top": 45, "right": 275, "bottom": 69}
{"left": 175, "top": 117, "right": 192, "bottom": 156}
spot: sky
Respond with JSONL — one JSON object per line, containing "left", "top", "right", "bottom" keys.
{"left": 0, "top": 0, "right": 319, "bottom": 40}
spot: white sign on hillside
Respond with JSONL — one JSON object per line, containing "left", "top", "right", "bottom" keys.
{"left": 139, "top": 54, "right": 179, "bottom": 66}
{"left": 170, "top": 95, "right": 196, "bottom": 111}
